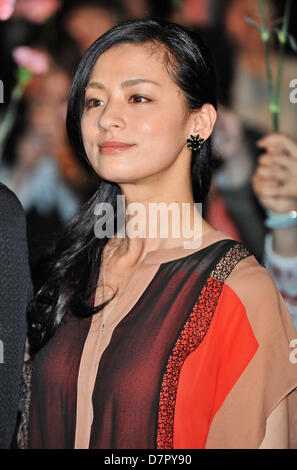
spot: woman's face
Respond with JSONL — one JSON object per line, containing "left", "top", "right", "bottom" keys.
{"left": 81, "top": 42, "right": 194, "bottom": 185}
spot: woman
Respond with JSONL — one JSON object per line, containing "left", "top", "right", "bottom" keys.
{"left": 0, "top": 183, "right": 32, "bottom": 448}
{"left": 20, "top": 19, "right": 297, "bottom": 449}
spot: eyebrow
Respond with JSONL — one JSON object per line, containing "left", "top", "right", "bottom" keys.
{"left": 86, "top": 78, "right": 161, "bottom": 90}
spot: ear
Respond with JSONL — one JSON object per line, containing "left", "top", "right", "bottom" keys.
{"left": 190, "top": 104, "right": 217, "bottom": 140}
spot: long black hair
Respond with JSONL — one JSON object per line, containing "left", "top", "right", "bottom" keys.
{"left": 27, "top": 18, "right": 217, "bottom": 354}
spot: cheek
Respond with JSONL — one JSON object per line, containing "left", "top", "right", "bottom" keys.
{"left": 81, "top": 114, "right": 91, "bottom": 139}
{"left": 80, "top": 117, "right": 99, "bottom": 170}
{"left": 138, "top": 113, "right": 187, "bottom": 153}
{"left": 135, "top": 111, "right": 183, "bottom": 140}
{"left": 81, "top": 115, "right": 96, "bottom": 150}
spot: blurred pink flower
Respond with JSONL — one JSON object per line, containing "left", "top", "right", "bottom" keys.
{"left": 12, "top": 46, "right": 49, "bottom": 74}
{"left": 14, "top": 0, "right": 61, "bottom": 23}
{"left": 0, "top": 0, "right": 16, "bottom": 20}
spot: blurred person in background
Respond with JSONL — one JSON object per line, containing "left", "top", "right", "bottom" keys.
{"left": 176, "top": 0, "right": 296, "bottom": 262}
{"left": 60, "top": 0, "right": 125, "bottom": 57}
{"left": 170, "top": 0, "right": 215, "bottom": 28}
{"left": 169, "top": 2, "right": 267, "bottom": 260}
{"left": 121, "top": 0, "right": 149, "bottom": 19}
{"left": 252, "top": 133, "right": 297, "bottom": 330}
{"left": 185, "top": 0, "right": 296, "bottom": 262}
{"left": 120, "top": 0, "right": 176, "bottom": 23}
{"left": 0, "top": 58, "right": 88, "bottom": 271}
{"left": 206, "top": 104, "right": 266, "bottom": 261}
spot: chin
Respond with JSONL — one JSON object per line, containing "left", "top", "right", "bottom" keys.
{"left": 93, "top": 158, "right": 164, "bottom": 185}
{"left": 97, "top": 170, "right": 140, "bottom": 184}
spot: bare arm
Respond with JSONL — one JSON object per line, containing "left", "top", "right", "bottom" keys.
{"left": 272, "top": 226, "right": 297, "bottom": 258}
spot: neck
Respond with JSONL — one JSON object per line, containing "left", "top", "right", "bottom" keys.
{"left": 108, "top": 195, "right": 214, "bottom": 263}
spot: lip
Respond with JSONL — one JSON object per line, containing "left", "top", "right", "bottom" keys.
{"left": 99, "top": 141, "right": 135, "bottom": 154}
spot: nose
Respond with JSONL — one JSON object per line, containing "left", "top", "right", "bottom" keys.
{"left": 98, "top": 99, "right": 126, "bottom": 131}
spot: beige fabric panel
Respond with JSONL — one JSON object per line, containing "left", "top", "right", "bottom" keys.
{"left": 206, "top": 256, "right": 297, "bottom": 449}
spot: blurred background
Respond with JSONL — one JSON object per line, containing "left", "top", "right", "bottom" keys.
{"left": 0, "top": 0, "right": 296, "bottom": 272}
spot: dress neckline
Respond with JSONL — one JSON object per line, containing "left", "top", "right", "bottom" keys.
{"left": 103, "top": 229, "right": 234, "bottom": 266}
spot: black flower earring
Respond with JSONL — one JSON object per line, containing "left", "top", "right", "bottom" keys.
{"left": 186, "top": 134, "right": 204, "bottom": 151}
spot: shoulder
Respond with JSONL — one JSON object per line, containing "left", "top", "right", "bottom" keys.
{"left": 0, "top": 182, "right": 24, "bottom": 212}
{"left": 225, "top": 254, "right": 274, "bottom": 300}
{"left": 0, "top": 184, "right": 32, "bottom": 295}
{"left": 224, "top": 254, "right": 280, "bottom": 304}
{"left": 221, "top": 254, "right": 297, "bottom": 342}
{"left": 0, "top": 182, "right": 26, "bottom": 231}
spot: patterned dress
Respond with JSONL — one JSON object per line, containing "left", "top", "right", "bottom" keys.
{"left": 21, "top": 230, "right": 297, "bottom": 449}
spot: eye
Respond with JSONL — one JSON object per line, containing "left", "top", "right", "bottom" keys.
{"left": 129, "top": 95, "right": 151, "bottom": 104}
{"left": 84, "top": 98, "right": 104, "bottom": 109}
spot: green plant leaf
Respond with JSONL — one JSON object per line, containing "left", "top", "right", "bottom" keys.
{"left": 261, "top": 30, "right": 270, "bottom": 42}
{"left": 276, "top": 28, "right": 287, "bottom": 44}
{"left": 244, "top": 16, "right": 262, "bottom": 32}
{"left": 17, "top": 66, "right": 32, "bottom": 86}
{"left": 288, "top": 33, "right": 297, "bottom": 52}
